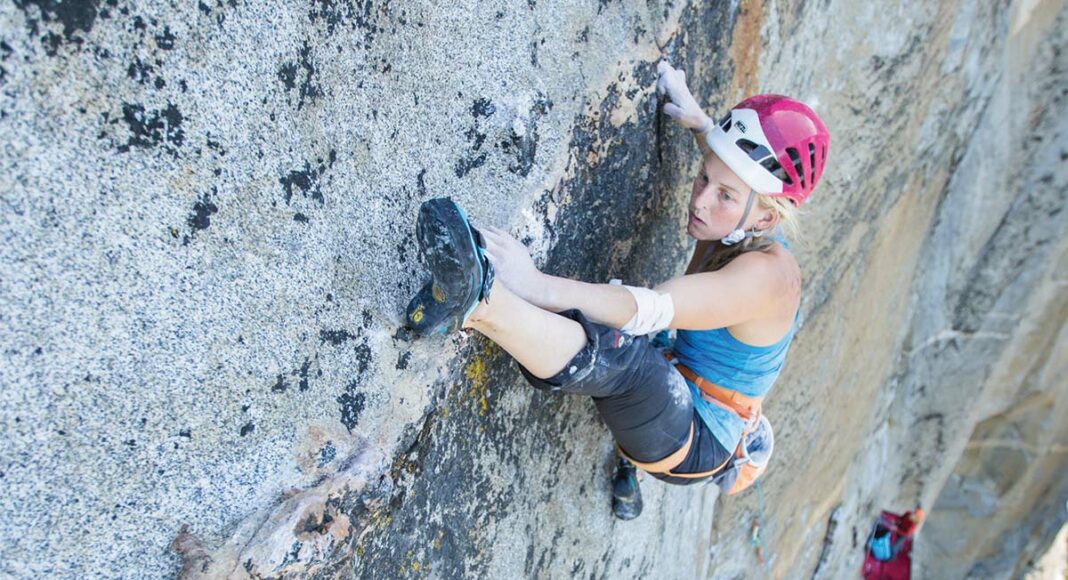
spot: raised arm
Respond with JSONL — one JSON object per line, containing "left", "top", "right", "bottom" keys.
{"left": 658, "top": 61, "right": 714, "bottom": 157}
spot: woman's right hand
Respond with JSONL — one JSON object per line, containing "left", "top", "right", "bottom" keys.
{"left": 478, "top": 226, "right": 550, "bottom": 307}
{"left": 657, "top": 61, "right": 713, "bottom": 132}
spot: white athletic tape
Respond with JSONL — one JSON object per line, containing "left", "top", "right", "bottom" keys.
{"left": 619, "top": 285, "right": 675, "bottom": 335}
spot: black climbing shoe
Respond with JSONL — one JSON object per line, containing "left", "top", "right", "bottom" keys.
{"left": 405, "top": 198, "right": 494, "bottom": 336}
{"left": 611, "top": 456, "right": 643, "bottom": 520}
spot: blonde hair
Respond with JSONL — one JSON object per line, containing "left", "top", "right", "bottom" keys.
{"left": 697, "top": 193, "right": 801, "bottom": 273}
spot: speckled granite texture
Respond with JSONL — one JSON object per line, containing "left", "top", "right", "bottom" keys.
{"left": 0, "top": 0, "right": 1065, "bottom": 578}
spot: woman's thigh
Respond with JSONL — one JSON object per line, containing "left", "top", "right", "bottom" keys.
{"left": 518, "top": 309, "right": 693, "bottom": 463}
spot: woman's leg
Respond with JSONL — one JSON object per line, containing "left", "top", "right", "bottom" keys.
{"left": 463, "top": 282, "right": 587, "bottom": 379}
{"left": 469, "top": 288, "right": 694, "bottom": 464}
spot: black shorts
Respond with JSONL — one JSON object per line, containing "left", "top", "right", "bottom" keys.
{"left": 518, "top": 309, "right": 731, "bottom": 486}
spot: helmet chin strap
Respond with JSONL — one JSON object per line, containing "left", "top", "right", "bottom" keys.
{"left": 721, "top": 190, "right": 757, "bottom": 246}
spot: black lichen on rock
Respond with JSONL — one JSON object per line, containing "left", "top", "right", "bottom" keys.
{"left": 272, "top": 374, "right": 288, "bottom": 393}
{"left": 337, "top": 383, "right": 366, "bottom": 432}
{"left": 187, "top": 191, "right": 218, "bottom": 232}
{"left": 319, "top": 329, "right": 355, "bottom": 346}
{"left": 14, "top": 0, "right": 100, "bottom": 53}
{"left": 126, "top": 57, "right": 155, "bottom": 85}
{"left": 278, "top": 41, "right": 323, "bottom": 110}
{"left": 471, "top": 98, "right": 496, "bottom": 118}
{"left": 317, "top": 441, "right": 337, "bottom": 467}
{"left": 279, "top": 150, "right": 336, "bottom": 205}
{"left": 155, "top": 26, "right": 176, "bottom": 49}
{"left": 294, "top": 357, "right": 316, "bottom": 391}
{"left": 117, "top": 102, "right": 185, "bottom": 157}
{"left": 309, "top": 0, "right": 381, "bottom": 46}
{"left": 0, "top": 41, "right": 12, "bottom": 84}
{"left": 454, "top": 126, "right": 489, "bottom": 178}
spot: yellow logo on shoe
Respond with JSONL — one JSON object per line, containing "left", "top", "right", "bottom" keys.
{"left": 432, "top": 285, "right": 446, "bottom": 303}
{"left": 410, "top": 304, "right": 425, "bottom": 323}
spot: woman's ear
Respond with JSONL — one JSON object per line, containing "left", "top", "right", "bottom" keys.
{"left": 754, "top": 205, "right": 780, "bottom": 232}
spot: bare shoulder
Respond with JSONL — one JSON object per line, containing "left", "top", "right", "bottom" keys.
{"left": 721, "top": 243, "right": 801, "bottom": 344}
{"left": 722, "top": 243, "right": 801, "bottom": 300}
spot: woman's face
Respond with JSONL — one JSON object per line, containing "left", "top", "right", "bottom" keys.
{"left": 687, "top": 153, "right": 761, "bottom": 241}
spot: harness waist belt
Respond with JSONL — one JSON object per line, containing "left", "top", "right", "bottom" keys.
{"left": 666, "top": 353, "right": 763, "bottom": 423}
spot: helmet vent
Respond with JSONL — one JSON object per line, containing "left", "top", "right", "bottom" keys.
{"left": 808, "top": 142, "right": 817, "bottom": 178}
{"left": 786, "top": 147, "right": 803, "bottom": 188}
{"left": 736, "top": 138, "right": 774, "bottom": 163}
{"left": 761, "top": 157, "right": 787, "bottom": 182}
{"left": 719, "top": 112, "right": 733, "bottom": 132}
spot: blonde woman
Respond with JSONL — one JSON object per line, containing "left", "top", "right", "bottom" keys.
{"left": 404, "top": 61, "right": 829, "bottom": 519}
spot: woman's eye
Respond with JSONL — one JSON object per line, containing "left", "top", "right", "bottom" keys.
{"left": 719, "top": 190, "right": 732, "bottom": 201}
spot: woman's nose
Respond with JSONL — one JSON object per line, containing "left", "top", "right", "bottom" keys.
{"left": 693, "top": 187, "right": 713, "bottom": 209}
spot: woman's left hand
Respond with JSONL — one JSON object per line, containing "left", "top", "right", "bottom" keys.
{"left": 479, "top": 226, "right": 549, "bottom": 306}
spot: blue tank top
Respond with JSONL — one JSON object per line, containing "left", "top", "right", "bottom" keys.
{"left": 673, "top": 237, "right": 798, "bottom": 451}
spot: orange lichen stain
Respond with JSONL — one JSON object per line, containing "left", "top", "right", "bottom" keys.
{"left": 442, "top": 406, "right": 449, "bottom": 419}
{"left": 410, "top": 304, "right": 425, "bottom": 324}
{"left": 432, "top": 284, "right": 446, "bottom": 303}
{"left": 432, "top": 529, "right": 444, "bottom": 550}
{"left": 727, "top": 0, "right": 766, "bottom": 99}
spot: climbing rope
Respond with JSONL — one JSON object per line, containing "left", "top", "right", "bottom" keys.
{"left": 751, "top": 480, "right": 771, "bottom": 574}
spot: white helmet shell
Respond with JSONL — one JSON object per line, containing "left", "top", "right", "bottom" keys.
{"left": 704, "top": 108, "right": 785, "bottom": 195}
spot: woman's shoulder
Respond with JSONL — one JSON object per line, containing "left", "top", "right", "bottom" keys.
{"left": 724, "top": 241, "right": 801, "bottom": 298}
{"left": 722, "top": 244, "right": 801, "bottom": 344}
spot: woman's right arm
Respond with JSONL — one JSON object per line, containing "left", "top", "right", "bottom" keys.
{"left": 478, "top": 226, "right": 639, "bottom": 327}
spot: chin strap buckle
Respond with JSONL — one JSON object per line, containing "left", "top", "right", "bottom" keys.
{"left": 722, "top": 228, "right": 746, "bottom": 245}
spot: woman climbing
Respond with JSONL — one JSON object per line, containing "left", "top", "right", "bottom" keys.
{"left": 404, "top": 61, "right": 829, "bottom": 520}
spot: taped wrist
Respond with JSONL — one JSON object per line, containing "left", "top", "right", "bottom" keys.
{"left": 619, "top": 285, "right": 675, "bottom": 336}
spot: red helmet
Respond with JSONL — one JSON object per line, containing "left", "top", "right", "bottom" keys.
{"left": 705, "top": 94, "right": 829, "bottom": 205}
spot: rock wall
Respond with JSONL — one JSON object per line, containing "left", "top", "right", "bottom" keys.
{"left": 0, "top": 0, "right": 1064, "bottom": 578}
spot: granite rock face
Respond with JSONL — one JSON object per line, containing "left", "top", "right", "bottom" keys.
{"left": 0, "top": 0, "right": 1064, "bottom": 578}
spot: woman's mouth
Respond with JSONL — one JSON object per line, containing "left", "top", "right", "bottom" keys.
{"left": 689, "top": 211, "right": 705, "bottom": 225}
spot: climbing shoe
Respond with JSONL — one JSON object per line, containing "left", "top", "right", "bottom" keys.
{"left": 405, "top": 197, "right": 494, "bottom": 336}
{"left": 611, "top": 456, "right": 643, "bottom": 520}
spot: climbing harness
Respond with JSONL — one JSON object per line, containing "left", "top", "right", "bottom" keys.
{"left": 616, "top": 352, "right": 773, "bottom": 493}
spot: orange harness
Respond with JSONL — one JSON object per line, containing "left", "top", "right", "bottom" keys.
{"left": 617, "top": 353, "right": 764, "bottom": 480}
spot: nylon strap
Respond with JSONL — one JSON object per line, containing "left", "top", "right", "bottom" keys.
{"left": 665, "top": 353, "right": 763, "bottom": 422}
